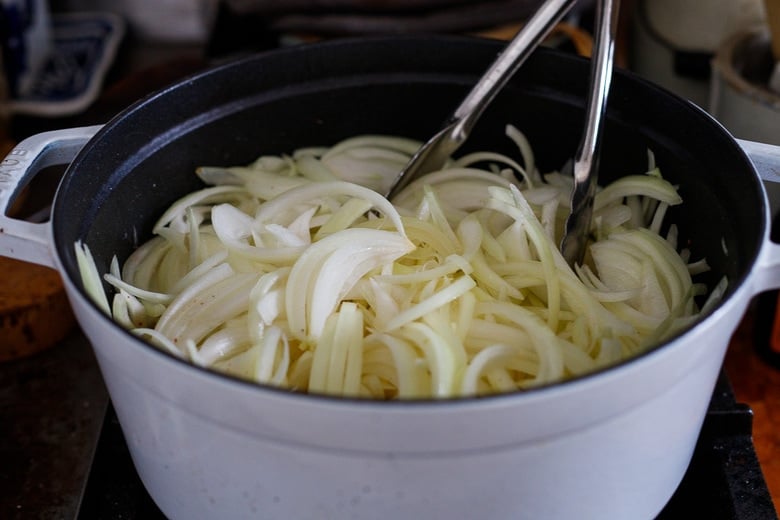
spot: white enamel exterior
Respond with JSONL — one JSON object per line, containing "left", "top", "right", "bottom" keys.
{"left": 4, "top": 130, "right": 780, "bottom": 519}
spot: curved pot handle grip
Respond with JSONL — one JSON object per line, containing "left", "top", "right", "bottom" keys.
{"left": 0, "top": 125, "right": 102, "bottom": 267}
{"left": 739, "top": 139, "right": 780, "bottom": 186}
{"left": 739, "top": 139, "right": 780, "bottom": 292}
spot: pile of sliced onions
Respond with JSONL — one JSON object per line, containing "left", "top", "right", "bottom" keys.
{"left": 76, "top": 125, "right": 725, "bottom": 399}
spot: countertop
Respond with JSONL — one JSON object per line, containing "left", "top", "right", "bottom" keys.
{"left": 725, "top": 297, "right": 780, "bottom": 513}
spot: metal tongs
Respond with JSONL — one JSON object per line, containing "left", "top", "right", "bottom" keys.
{"left": 560, "top": 0, "right": 621, "bottom": 267}
{"left": 385, "top": 0, "right": 621, "bottom": 268}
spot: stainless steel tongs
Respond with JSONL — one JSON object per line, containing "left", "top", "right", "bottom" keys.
{"left": 560, "top": 0, "right": 621, "bottom": 267}
{"left": 384, "top": 0, "right": 621, "bottom": 268}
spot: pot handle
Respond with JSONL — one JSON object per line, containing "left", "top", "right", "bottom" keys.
{"left": 0, "top": 125, "right": 102, "bottom": 267}
{"left": 739, "top": 139, "right": 780, "bottom": 292}
{"left": 739, "top": 139, "right": 780, "bottom": 186}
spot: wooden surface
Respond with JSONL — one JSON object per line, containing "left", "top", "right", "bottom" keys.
{"left": 725, "top": 301, "right": 780, "bottom": 513}
{"left": 0, "top": 257, "right": 75, "bottom": 361}
{"left": 764, "top": 0, "right": 780, "bottom": 60}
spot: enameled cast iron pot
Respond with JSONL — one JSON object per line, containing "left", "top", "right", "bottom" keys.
{"left": 3, "top": 36, "right": 780, "bottom": 519}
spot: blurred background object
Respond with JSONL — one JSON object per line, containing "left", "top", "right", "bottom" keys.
{"left": 630, "top": 0, "right": 780, "bottom": 181}
{"left": 211, "top": 0, "right": 595, "bottom": 53}
{"left": 222, "top": 0, "right": 589, "bottom": 37}
{"left": 768, "top": 0, "right": 780, "bottom": 93}
{"left": 710, "top": 24, "right": 780, "bottom": 146}
{"left": 631, "top": 0, "right": 766, "bottom": 108}
{"left": 2, "top": 1, "right": 125, "bottom": 117}
{"left": 1, "top": 0, "right": 53, "bottom": 98}
{"left": 56, "top": 0, "right": 218, "bottom": 43}
{"left": 0, "top": 33, "right": 9, "bottom": 132}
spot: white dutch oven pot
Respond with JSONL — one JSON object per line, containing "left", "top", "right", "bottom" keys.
{"left": 1, "top": 37, "right": 780, "bottom": 519}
